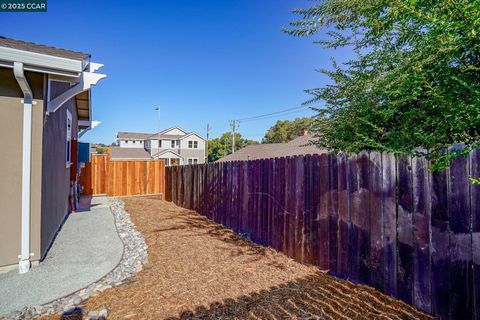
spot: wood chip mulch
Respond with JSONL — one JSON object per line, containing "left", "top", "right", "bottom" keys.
{"left": 42, "top": 198, "right": 434, "bottom": 320}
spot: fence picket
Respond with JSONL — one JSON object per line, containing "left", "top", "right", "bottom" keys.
{"left": 319, "top": 154, "right": 330, "bottom": 269}
{"left": 397, "top": 155, "right": 414, "bottom": 305}
{"left": 412, "top": 154, "right": 432, "bottom": 313}
{"left": 370, "top": 151, "right": 384, "bottom": 290}
{"left": 328, "top": 154, "right": 339, "bottom": 274}
{"left": 449, "top": 146, "right": 474, "bottom": 319}
{"left": 382, "top": 152, "right": 397, "bottom": 297}
{"left": 347, "top": 154, "right": 360, "bottom": 281}
{"left": 336, "top": 154, "right": 349, "bottom": 276}
{"left": 303, "top": 155, "right": 313, "bottom": 264}
{"left": 471, "top": 149, "right": 480, "bottom": 320}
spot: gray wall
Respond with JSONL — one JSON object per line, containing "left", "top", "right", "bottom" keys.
{"left": 40, "top": 80, "right": 78, "bottom": 258}
{"left": 179, "top": 148, "right": 206, "bottom": 163}
{"left": 0, "top": 67, "right": 43, "bottom": 268}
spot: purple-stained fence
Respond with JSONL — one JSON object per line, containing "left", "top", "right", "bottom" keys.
{"left": 164, "top": 149, "right": 480, "bottom": 319}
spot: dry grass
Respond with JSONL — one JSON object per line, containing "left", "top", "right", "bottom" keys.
{"left": 41, "top": 198, "right": 433, "bottom": 320}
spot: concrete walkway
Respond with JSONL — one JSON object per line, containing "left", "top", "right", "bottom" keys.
{"left": 0, "top": 197, "right": 123, "bottom": 316}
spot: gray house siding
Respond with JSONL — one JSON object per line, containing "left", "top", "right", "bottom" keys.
{"left": 180, "top": 149, "right": 205, "bottom": 162}
{"left": 40, "top": 81, "right": 78, "bottom": 259}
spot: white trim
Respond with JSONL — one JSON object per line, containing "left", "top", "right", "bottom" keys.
{"left": 87, "top": 62, "right": 104, "bottom": 72}
{"left": 78, "top": 120, "right": 100, "bottom": 139}
{"left": 66, "top": 109, "right": 72, "bottom": 168}
{"left": 188, "top": 140, "right": 199, "bottom": 149}
{"left": 0, "top": 60, "right": 81, "bottom": 77}
{"left": 180, "top": 132, "right": 206, "bottom": 141}
{"left": 47, "top": 77, "right": 73, "bottom": 102}
{"left": 14, "top": 62, "right": 33, "bottom": 274}
{"left": 153, "top": 149, "right": 183, "bottom": 158}
{"left": 0, "top": 46, "right": 85, "bottom": 73}
{"left": 155, "top": 126, "right": 188, "bottom": 136}
{"left": 187, "top": 157, "right": 199, "bottom": 165}
{"left": 47, "top": 71, "right": 106, "bottom": 114}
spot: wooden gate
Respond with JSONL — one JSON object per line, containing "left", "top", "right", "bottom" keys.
{"left": 80, "top": 149, "right": 165, "bottom": 197}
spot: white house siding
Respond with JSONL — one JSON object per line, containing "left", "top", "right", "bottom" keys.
{"left": 162, "top": 128, "right": 186, "bottom": 135}
{"left": 119, "top": 139, "right": 145, "bottom": 148}
{"left": 180, "top": 135, "right": 205, "bottom": 150}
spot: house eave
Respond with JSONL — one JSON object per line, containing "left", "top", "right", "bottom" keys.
{"left": 153, "top": 149, "right": 183, "bottom": 158}
{"left": 0, "top": 46, "right": 87, "bottom": 76}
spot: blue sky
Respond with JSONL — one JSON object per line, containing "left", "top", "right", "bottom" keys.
{"left": 1, "top": 0, "right": 351, "bottom": 144}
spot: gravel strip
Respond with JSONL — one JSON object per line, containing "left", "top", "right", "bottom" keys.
{"left": 5, "top": 198, "right": 147, "bottom": 320}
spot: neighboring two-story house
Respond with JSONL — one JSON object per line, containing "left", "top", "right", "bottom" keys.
{"left": 114, "top": 127, "right": 206, "bottom": 165}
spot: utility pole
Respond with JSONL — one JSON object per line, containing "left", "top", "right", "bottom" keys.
{"left": 205, "top": 123, "right": 211, "bottom": 163}
{"left": 229, "top": 120, "right": 239, "bottom": 153}
{"left": 155, "top": 106, "right": 160, "bottom": 132}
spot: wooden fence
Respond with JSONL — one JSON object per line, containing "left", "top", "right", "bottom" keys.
{"left": 81, "top": 150, "right": 165, "bottom": 197}
{"left": 165, "top": 149, "right": 480, "bottom": 319}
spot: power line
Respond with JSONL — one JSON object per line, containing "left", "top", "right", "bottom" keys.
{"left": 241, "top": 108, "right": 312, "bottom": 123}
{"left": 234, "top": 106, "right": 311, "bottom": 123}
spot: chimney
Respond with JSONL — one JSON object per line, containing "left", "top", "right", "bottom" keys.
{"left": 299, "top": 128, "right": 309, "bottom": 136}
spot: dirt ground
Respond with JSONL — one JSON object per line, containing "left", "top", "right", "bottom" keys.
{"left": 44, "top": 198, "right": 433, "bottom": 320}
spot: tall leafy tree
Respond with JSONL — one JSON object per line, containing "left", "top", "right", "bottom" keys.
{"left": 284, "top": 0, "right": 480, "bottom": 170}
{"left": 263, "top": 117, "right": 314, "bottom": 143}
{"left": 208, "top": 132, "right": 258, "bottom": 162}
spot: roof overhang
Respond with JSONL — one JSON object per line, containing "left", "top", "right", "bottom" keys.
{"left": 2, "top": 44, "right": 106, "bottom": 135}
{"left": 0, "top": 46, "right": 87, "bottom": 77}
{"left": 181, "top": 132, "right": 206, "bottom": 141}
{"left": 154, "top": 149, "right": 183, "bottom": 158}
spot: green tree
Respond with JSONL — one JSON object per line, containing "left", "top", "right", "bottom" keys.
{"left": 208, "top": 132, "right": 258, "bottom": 162}
{"left": 96, "top": 147, "right": 107, "bottom": 154}
{"left": 285, "top": 0, "right": 480, "bottom": 170}
{"left": 263, "top": 117, "right": 314, "bottom": 143}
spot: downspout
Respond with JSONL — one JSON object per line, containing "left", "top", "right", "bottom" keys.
{"left": 14, "top": 62, "right": 34, "bottom": 274}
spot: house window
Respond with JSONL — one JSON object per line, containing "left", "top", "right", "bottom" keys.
{"left": 159, "top": 140, "right": 162, "bottom": 148}
{"left": 66, "top": 110, "right": 72, "bottom": 167}
{"left": 171, "top": 140, "right": 175, "bottom": 148}
{"left": 188, "top": 158, "right": 198, "bottom": 164}
{"left": 194, "top": 141, "right": 198, "bottom": 148}
{"left": 188, "top": 141, "right": 192, "bottom": 148}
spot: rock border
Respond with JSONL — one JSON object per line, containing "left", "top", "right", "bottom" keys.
{"left": 6, "top": 198, "right": 148, "bottom": 320}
